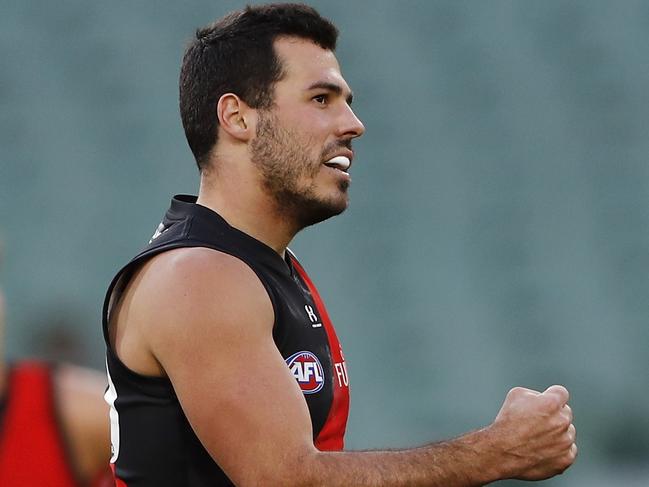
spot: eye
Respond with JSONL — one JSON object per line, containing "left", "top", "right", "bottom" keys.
{"left": 313, "top": 94, "right": 328, "bottom": 105}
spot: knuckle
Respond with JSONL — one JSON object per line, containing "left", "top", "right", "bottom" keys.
{"left": 547, "top": 460, "right": 570, "bottom": 477}
{"left": 545, "top": 384, "right": 569, "bottom": 403}
{"left": 561, "top": 434, "right": 574, "bottom": 450}
{"left": 506, "top": 387, "right": 531, "bottom": 403}
{"left": 554, "top": 396, "right": 568, "bottom": 412}
{"left": 563, "top": 404, "right": 573, "bottom": 420}
{"left": 558, "top": 414, "right": 572, "bottom": 429}
{"left": 508, "top": 386, "right": 525, "bottom": 397}
{"left": 554, "top": 384, "right": 569, "bottom": 398}
{"left": 539, "top": 395, "right": 561, "bottom": 413}
{"left": 557, "top": 451, "right": 576, "bottom": 472}
{"left": 557, "top": 444, "right": 578, "bottom": 469}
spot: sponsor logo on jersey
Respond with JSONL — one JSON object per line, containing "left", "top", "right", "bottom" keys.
{"left": 149, "top": 222, "right": 168, "bottom": 243}
{"left": 304, "top": 304, "right": 322, "bottom": 328}
{"left": 334, "top": 361, "right": 349, "bottom": 388}
{"left": 286, "top": 351, "right": 325, "bottom": 394}
{"left": 334, "top": 345, "right": 349, "bottom": 388}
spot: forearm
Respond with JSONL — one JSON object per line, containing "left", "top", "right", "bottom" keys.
{"left": 292, "top": 427, "right": 501, "bottom": 487}
{"left": 286, "top": 386, "right": 578, "bottom": 487}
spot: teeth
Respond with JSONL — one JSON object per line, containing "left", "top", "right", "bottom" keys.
{"left": 325, "top": 156, "right": 351, "bottom": 170}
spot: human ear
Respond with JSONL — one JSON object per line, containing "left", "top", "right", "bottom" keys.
{"left": 216, "top": 94, "right": 253, "bottom": 142}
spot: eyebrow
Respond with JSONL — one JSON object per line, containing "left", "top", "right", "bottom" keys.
{"left": 306, "top": 81, "right": 354, "bottom": 105}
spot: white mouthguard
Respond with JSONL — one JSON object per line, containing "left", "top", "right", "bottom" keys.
{"left": 326, "top": 156, "right": 351, "bottom": 170}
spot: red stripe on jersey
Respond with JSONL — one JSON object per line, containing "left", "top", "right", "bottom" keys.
{"left": 292, "top": 258, "right": 350, "bottom": 451}
{"left": 110, "top": 463, "right": 129, "bottom": 487}
{"left": 0, "top": 362, "right": 80, "bottom": 487}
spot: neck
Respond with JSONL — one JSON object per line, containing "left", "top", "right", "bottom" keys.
{"left": 196, "top": 172, "right": 298, "bottom": 256}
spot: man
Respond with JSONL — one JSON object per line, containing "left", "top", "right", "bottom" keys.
{"left": 103, "top": 4, "right": 577, "bottom": 486}
{"left": 0, "top": 260, "right": 111, "bottom": 486}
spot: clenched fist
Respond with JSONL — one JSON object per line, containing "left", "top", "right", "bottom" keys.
{"left": 489, "top": 385, "right": 577, "bottom": 480}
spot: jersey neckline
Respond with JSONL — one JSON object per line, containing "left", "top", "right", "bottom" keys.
{"left": 169, "top": 194, "right": 294, "bottom": 277}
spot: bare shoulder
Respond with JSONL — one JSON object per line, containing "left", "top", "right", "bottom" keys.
{"left": 141, "top": 247, "right": 274, "bottom": 329}
{"left": 121, "top": 247, "right": 275, "bottom": 373}
{"left": 145, "top": 246, "right": 270, "bottom": 303}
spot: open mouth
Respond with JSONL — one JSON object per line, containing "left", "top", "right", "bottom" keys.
{"left": 323, "top": 156, "right": 351, "bottom": 173}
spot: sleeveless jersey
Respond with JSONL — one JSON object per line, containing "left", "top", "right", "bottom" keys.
{"left": 102, "top": 195, "right": 350, "bottom": 486}
{"left": 0, "top": 361, "right": 81, "bottom": 487}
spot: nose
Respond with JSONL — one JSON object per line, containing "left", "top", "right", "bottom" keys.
{"left": 336, "top": 104, "right": 365, "bottom": 139}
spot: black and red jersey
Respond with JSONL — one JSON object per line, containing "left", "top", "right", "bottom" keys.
{"left": 102, "top": 195, "right": 350, "bottom": 486}
{"left": 0, "top": 362, "right": 80, "bottom": 487}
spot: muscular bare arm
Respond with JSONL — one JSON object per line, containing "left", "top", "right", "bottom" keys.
{"left": 111, "top": 247, "right": 576, "bottom": 487}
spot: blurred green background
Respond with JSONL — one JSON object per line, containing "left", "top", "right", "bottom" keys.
{"left": 1, "top": 1, "right": 648, "bottom": 485}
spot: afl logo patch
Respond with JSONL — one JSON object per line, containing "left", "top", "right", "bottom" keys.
{"left": 286, "top": 351, "right": 325, "bottom": 394}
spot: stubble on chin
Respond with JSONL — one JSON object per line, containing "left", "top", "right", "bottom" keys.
{"left": 250, "top": 113, "right": 349, "bottom": 229}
